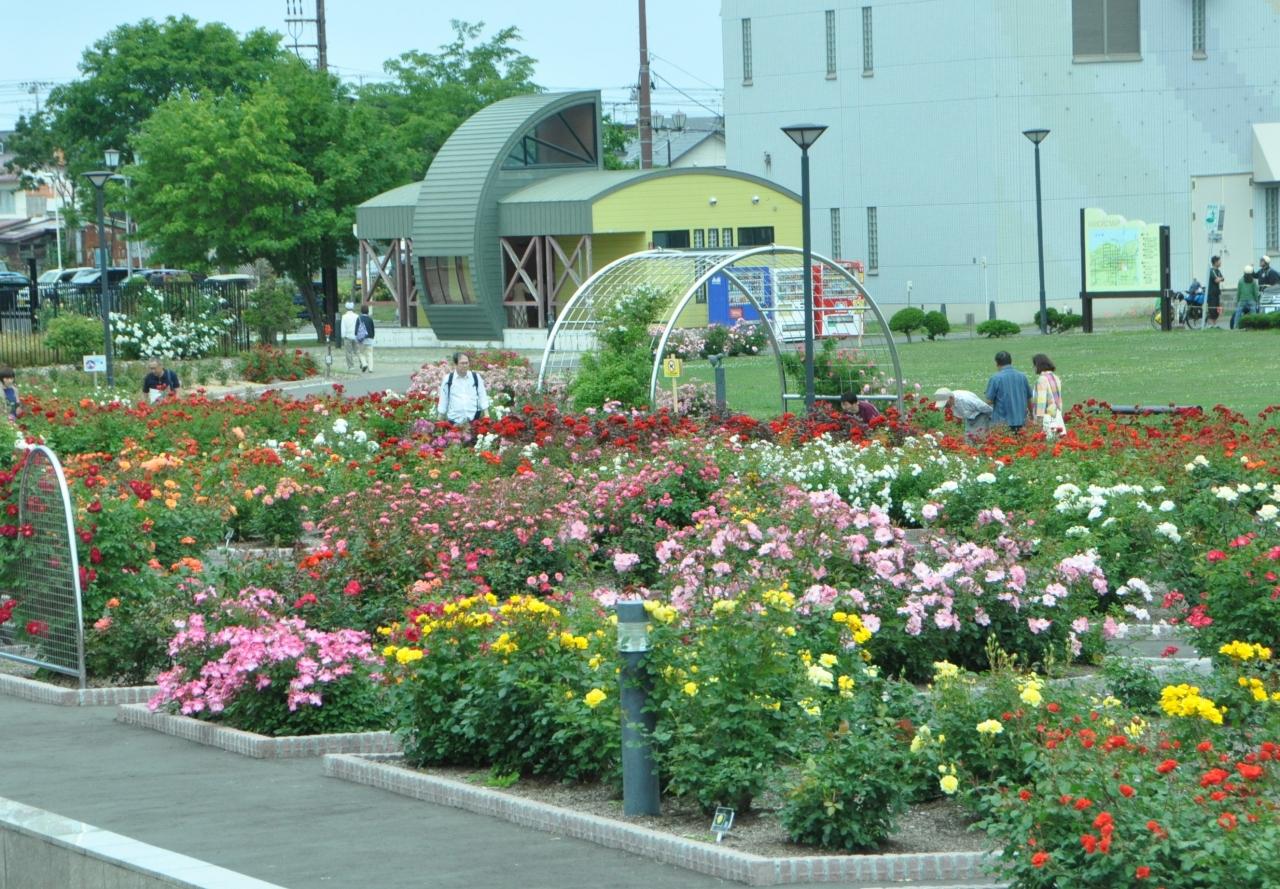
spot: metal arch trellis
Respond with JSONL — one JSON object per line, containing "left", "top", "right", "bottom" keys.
{"left": 1, "top": 445, "right": 87, "bottom": 686}
{"left": 538, "top": 246, "right": 904, "bottom": 414}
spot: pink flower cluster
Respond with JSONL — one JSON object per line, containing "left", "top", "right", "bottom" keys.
{"left": 150, "top": 586, "right": 379, "bottom": 717}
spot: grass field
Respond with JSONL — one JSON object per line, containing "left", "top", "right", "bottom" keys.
{"left": 679, "top": 327, "right": 1280, "bottom": 419}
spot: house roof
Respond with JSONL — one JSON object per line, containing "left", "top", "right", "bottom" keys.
{"left": 618, "top": 116, "right": 724, "bottom": 167}
{"left": 0, "top": 217, "right": 56, "bottom": 244}
{"left": 355, "top": 181, "right": 421, "bottom": 240}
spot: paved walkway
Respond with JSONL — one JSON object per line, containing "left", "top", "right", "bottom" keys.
{"left": 0, "top": 694, "right": 731, "bottom": 889}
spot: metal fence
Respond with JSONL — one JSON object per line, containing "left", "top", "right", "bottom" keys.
{"left": 0, "top": 445, "right": 86, "bottom": 686}
{"left": 0, "top": 281, "right": 252, "bottom": 367}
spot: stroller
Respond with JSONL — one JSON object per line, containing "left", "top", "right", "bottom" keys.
{"left": 1150, "top": 280, "right": 1206, "bottom": 330}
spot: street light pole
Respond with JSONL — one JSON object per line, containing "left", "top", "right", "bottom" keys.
{"left": 82, "top": 148, "right": 121, "bottom": 387}
{"left": 781, "top": 124, "right": 827, "bottom": 412}
{"left": 1023, "top": 129, "right": 1050, "bottom": 334}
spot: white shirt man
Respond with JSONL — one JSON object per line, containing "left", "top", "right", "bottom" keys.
{"left": 436, "top": 353, "right": 490, "bottom": 424}
{"left": 934, "top": 387, "right": 994, "bottom": 439}
{"left": 339, "top": 303, "right": 359, "bottom": 371}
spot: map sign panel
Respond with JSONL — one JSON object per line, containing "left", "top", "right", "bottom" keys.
{"left": 1082, "top": 208, "right": 1161, "bottom": 293}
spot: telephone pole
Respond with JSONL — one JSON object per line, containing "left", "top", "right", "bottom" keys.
{"left": 637, "top": 0, "right": 653, "bottom": 169}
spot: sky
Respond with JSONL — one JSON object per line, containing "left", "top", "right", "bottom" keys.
{"left": 0, "top": 1, "right": 725, "bottom": 130}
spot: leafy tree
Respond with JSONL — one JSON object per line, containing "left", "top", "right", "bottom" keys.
{"left": 889, "top": 307, "right": 926, "bottom": 342}
{"left": 129, "top": 60, "right": 403, "bottom": 334}
{"left": 923, "top": 310, "right": 951, "bottom": 340}
{"left": 4, "top": 16, "right": 285, "bottom": 210}
{"left": 354, "top": 20, "right": 539, "bottom": 182}
{"left": 602, "top": 114, "right": 638, "bottom": 170}
{"left": 244, "top": 278, "right": 301, "bottom": 345}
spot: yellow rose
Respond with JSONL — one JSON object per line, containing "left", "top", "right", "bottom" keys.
{"left": 584, "top": 688, "right": 607, "bottom": 709}
{"left": 939, "top": 774, "right": 959, "bottom": 795}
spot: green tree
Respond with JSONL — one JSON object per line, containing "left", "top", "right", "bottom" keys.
{"left": 4, "top": 16, "right": 285, "bottom": 209}
{"left": 128, "top": 60, "right": 402, "bottom": 334}
{"left": 602, "top": 114, "right": 638, "bottom": 170}
{"left": 889, "top": 307, "right": 927, "bottom": 342}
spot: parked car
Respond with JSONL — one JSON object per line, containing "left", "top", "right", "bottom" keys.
{"left": 38, "top": 267, "right": 94, "bottom": 298}
{"left": 201, "top": 273, "right": 257, "bottom": 292}
{"left": 0, "top": 270, "right": 33, "bottom": 312}
{"left": 70, "top": 267, "right": 133, "bottom": 292}
{"left": 144, "top": 268, "right": 205, "bottom": 287}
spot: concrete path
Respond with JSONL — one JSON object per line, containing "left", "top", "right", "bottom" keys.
{"left": 0, "top": 694, "right": 730, "bottom": 888}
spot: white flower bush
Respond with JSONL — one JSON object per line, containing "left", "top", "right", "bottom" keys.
{"left": 110, "top": 286, "right": 231, "bottom": 360}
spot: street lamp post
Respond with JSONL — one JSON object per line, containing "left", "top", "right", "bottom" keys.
{"left": 1022, "top": 129, "right": 1050, "bottom": 334}
{"left": 82, "top": 148, "right": 121, "bottom": 387}
{"left": 781, "top": 124, "right": 827, "bottom": 412}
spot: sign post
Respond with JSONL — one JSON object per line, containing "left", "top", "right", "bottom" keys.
{"left": 82, "top": 354, "right": 106, "bottom": 387}
{"left": 662, "top": 356, "right": 682, "bottom": 411}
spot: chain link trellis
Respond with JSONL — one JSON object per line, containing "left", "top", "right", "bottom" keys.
{"left": 537, "top": 246, "right": 903, "bottom": 413}
{"left": 0, "top": 445, "right": 86, "bottom": 686}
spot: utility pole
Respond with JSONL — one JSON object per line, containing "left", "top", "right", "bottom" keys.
{"left": 284, "top": 0, "right": 337, "bottom": 340}
{"left": 20, "top": 82, "right": 52, "bottom": 117}
{"left": 638, "top": 0, "right": 653, "bottom": 169}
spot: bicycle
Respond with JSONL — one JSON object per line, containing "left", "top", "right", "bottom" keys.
{"left": 1150, "top": 283, "right": 1206, "bottom": 331}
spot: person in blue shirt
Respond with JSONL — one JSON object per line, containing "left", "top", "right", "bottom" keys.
{"left": 984, "top": 351, "right": 1033, "bottom": 433}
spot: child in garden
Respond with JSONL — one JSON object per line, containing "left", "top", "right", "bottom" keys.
{"left": 0, "top": 367, "right": 19, "bottom": 420}
{"left": 1031, "top": 353, "right": 1065, "bottom": 439}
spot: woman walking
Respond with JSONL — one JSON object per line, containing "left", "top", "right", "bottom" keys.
{"left": 1032, "top": 353, "right": 1065, "bottom": 439}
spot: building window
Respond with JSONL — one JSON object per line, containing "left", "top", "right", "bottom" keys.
{"left": 722, "top": 228, "right": 734, "bottom": 248}
{"left": 1191, "top": 0, "right": 1206, "bottom": 58}
{"left": 737, "top": 226, "right": 775, "bottom": 247}
{"left": 1072, "top": 0, "right": 1141, "bottom": 61}
{"left": 421, "top": 256, "right": 474, "bottom": 305}
{"left": 830, "top": 208, "right": 842, "bottom": 260}
{"left": 1267, "top": 187, "right": 1279, "bottom": 253}
{"left": 708, "top": 227, "right": 719, "bottom": 248}
{"left": 693, "top": 228, "right": 705, "bottom": 249}
{"left": 861, "top": 7, "right": 873, "bottom": 75}
{"left": 742, "top": 18, "right": 753, "bottom": 84}
{"left": 0, "top": 191, "right": 14, "bottom": 215}
{"left": 653, "top": 229, "right": 690, "bottom": 249}
{"left": 866, "top": 207, "right": 879, "bottom": 272}
{"left": 825, "top": 10, "right": 837, "bottom": 78}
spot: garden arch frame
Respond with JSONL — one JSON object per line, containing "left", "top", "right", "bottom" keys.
{"left": 538, "top": 246, "right": 904, "bottom": 414}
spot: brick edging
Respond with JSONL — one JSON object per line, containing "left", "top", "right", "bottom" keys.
{"left": 116, "top": 704, "right": 400, "bottom": 759}
{"left": 0, "top": 672, "right": 158, "bottom": 707}
{"left": 323, "top": 754, "right": 1000, "bottom": 887}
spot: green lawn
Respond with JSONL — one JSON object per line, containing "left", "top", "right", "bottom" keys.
{"left": 681, "top": 327, "right": 1280, "bottom": 419}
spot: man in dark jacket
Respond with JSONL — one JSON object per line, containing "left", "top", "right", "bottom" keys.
{"left": 1257, "top": 256, "right": 1280, "bottom": 287}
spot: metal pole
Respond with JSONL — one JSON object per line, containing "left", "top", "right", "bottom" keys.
{"left": 95, "top": 185, "right": 114, "bottom": 387}
{"left": 617, "top": 601, "right": 659, "bottom": 816}
{"left": 800, "top": 146, "right": 815, "bottom": 411}
{"left": 1034, "top": 141, "right": 1047, "bottom": 334}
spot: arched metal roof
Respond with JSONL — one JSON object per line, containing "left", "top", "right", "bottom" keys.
{"left": 538, "top": 247, "right": 904, "bottom": 414}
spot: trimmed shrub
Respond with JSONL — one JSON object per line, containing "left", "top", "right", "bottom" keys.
{"left": 889, "top": 307, "right": 927, "bottom": 342}
{"left": 43, "top": 313, "right": 104, "bottom": 361}
{"left": 976, "top": 319, "right": 1021, "bottom": 338}
{"left": 923, "top": 311, "right": 951, "bottom": 340}
{"left": 1239, "top": 312, "right": 1280, "bottom": 330}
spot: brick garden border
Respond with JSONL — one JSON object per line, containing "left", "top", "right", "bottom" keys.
{"left": 116, "top": 704, "right": 401, "bottom": 759}
{"left": 323, "top": 754, "right": 1001, "bottom": 887}
{"left": 0, "top": 672, "right": 158, "bottom": 707}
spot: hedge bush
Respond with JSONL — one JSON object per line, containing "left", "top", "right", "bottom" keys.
{"left": 976, "top": 319, "right": 1021, "bottom": 338}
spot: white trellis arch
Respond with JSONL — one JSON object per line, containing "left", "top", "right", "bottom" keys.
{"left": 537, "top": 246, "right": 904, "bottom": 413}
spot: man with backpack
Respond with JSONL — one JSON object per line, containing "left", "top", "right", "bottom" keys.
{"left": 436, "top": 352, "right": 490, "bottom": 424}
{"left": 355, "top": 306, "right": 375, "bottom": 373}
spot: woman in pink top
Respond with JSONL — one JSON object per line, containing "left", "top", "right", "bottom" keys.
{"left": 1032, "top": 353, "right": 1064, "bottom": 438}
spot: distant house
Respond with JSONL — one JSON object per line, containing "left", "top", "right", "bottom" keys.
{"left": 617, "top": 114, "right": 726, "bottom": 169}
{"left": 0, "top": 131, "right": 65, "bottom": 270}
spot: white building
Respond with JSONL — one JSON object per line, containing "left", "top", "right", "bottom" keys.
{"left": 721, "top": 0, "right": 1280, "bottom": 322}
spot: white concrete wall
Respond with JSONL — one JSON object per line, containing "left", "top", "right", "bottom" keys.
{"left": 722, "top": 0, "right": 1280, "bottom": 323}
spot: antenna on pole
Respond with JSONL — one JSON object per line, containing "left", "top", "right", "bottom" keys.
{"left": 637, "top": 0, "right": 653, "bottom": 169}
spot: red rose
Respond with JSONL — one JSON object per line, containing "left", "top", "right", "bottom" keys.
{"left": 1156, "top": 759, "right": 1178, "bottom": 774}
{"left": 1119, "top": 784, "right": 1135, "bottom": 798}
{"left": 1135, "top": 865, "right": 1150, "bottom": 880}
{"left": 1031, "top": 852, "right": 1050, "bottom": 868}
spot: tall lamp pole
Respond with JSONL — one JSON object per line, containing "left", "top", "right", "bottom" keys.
{"left": 1023, "top": 129, "right": 1050, "bottom": 334}
{"left": 781, "top": 124, "right": 827, "bottom": 411}
{"left": 82, "top": 148, "right": 121, "bottom": 387}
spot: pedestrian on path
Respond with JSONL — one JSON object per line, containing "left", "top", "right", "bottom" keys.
{"left": 933, "top": 387, "right": 993, "bottom": 440}
{"left": 355, "top": 306, "right": 375, "bottom": 373}
{"left": 437, "top": 352, "right": 490, "bottom": 424}
{"left": 1207, "top": 255, "right": 1224, "bottom": 327}
{"left": 984, "top": 351, "right": 1033, "bottom": 433}
{"left": 340, "top": 302, "right": 359, "bottom": 371}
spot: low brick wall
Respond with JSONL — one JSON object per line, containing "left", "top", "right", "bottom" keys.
{"left": 323, "top": 754, "right": 1001, "bottom": 887}
{"left": 0, "top": 672, "right": 158, "bottom": 707}
{"left": 116, "top": 704, "right": 400, "bottom": 759}
{"left": 0, "top": 795, "right": 283, "bottom": 889}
